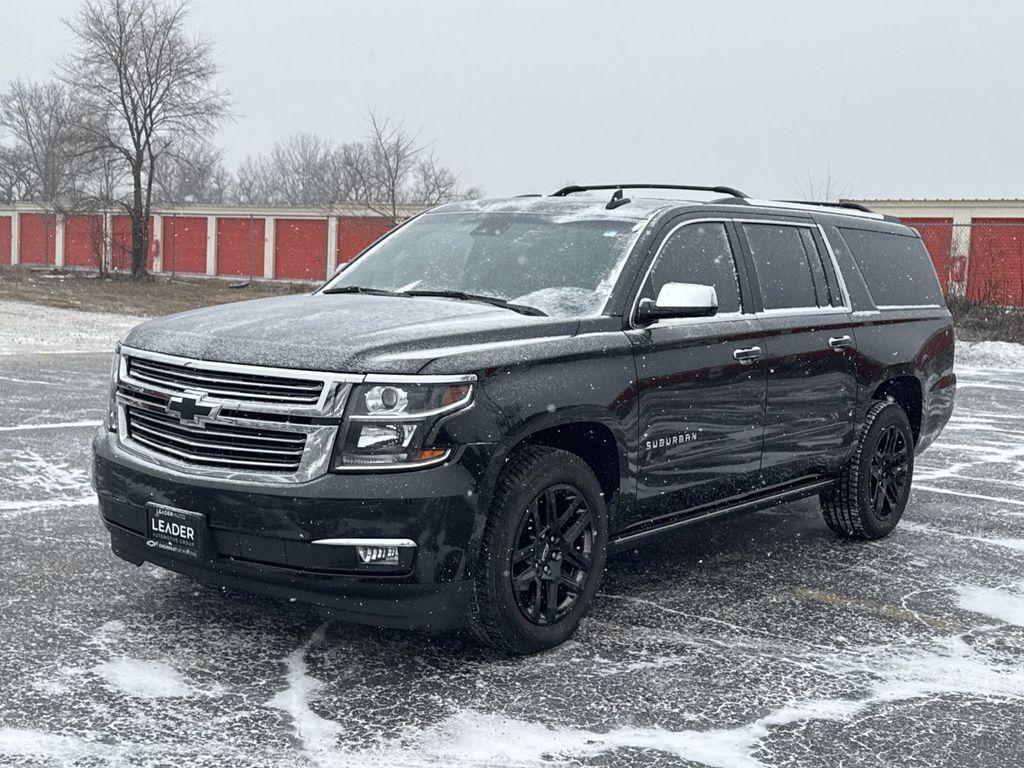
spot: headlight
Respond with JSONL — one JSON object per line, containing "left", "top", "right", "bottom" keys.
{"left": 331, "top": 381, "right": 473, "bottom": 470}
{"left": 106, "top": 345, "right": 121, "bottom": 432}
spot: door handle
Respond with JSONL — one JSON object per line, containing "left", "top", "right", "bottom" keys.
{"left": 829, "top": 335, "right": 853, "bottom": 351}
{"left": 733, "top": 346, "right": 764, "bottom": 365}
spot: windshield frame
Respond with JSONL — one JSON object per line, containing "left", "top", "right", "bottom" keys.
{"left": 319, "top": 206, "right": 659, "bottom": 318}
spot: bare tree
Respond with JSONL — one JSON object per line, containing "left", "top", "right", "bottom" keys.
{"left": 233, "top": 112, "right": 473, "bottom": 215}
{"left": 0, "top": 145, "right": 32, "bottom": 203}
{"left": 60, "top": 0, "right": 230, "bottom": 278}
{"left": 236, "top": 133, "right": 345, "bottom": 206}
{"left": 154, "top": 139, "right": 232, "bottom": 204}
{"left": 343, "top": 110, "right": 473, "bottom": 222}
{"left": 411, "top": 152, "right": 462, "bottom": 207}
{"left": 0, "top": 79, "right": 85, "bottom": 202}
{"left": 796, "top": 164, "right": 850, "bottom": 202}
{"left": 343, "top": 111, "right": 421, "bottom": 222}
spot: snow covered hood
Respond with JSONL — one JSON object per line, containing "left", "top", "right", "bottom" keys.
{"left": 122, "top": 292, "right": 578, "bottom": 375}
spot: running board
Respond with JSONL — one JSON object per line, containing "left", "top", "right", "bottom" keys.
{"left": 610, "top": 478, "right": 835, "bottom": 551}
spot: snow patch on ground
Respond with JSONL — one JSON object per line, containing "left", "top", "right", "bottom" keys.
{"left": 0, "top": 729, "right": 128, "bottom": 764}
{"left": 956, "top": 339, "right": 1024, "bottom": 371}
{"left": 956, "top": 584, "right": 1024, "bottom": 627}
{"left": 0, "top": 300, "right": 141, "bottom": 356}
{"left": 3, "top": 449, "right": 91, "bottom": 496}
{"left": 93, "top": 656, "right": 194, "bottom": 699}
{"left": 359, "top": 635, "right": 1024, "bottom": 768}
{"left": 266, "top": 623, "right": 344, "bottom": 762}
{"left": 900, "top": 520, "right": 1024, "bottom": 553}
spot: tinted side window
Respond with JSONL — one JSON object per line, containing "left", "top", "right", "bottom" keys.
{"left": 742, "top": 224, "right": 818, "bottom": 309}
{"left": 644, "top": 222, "right": 741, "bottom": 314}
{"left": 837, "top": 228, "right": 944, "bottom": 307}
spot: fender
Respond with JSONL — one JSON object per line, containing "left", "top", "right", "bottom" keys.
{"left": 461, "top": 405, "right": 636, "bottom": 578}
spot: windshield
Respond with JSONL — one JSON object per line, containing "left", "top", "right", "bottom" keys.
{"left": 322, "top": 211, "right": 641, "bottom": 316}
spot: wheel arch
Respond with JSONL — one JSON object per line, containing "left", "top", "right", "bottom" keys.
{"left": 465, "top": 408, "right": 632, "bottom": 574}
{"left": 869, "top": 373, "right": 924, "bottom": 444}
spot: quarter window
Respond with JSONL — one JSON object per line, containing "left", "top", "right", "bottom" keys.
{"left": 743, "top": 224, "right": 819, "bottom": 310}
{"left": 643, "top": 222, "right": 742, "bottom": 314}
{"left": 837, "top": 227, "right": 944, "bottom": 307}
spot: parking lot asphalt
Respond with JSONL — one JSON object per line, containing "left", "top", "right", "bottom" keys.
{"left": 1, "top": 341, "right": 1022, "bottom": 767}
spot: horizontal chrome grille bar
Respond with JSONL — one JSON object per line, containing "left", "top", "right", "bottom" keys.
{"left": 126, "top": 356, "right": 324, "bottom": 405}
{"left": 129, "top": 422, "right": 304, "bottom": 458}
{"left": 129, "top": 433, "right": 302, "bottom": 470}
{"left": 127, "top": 370, "right": 321, "bottom": 403}
{"left": 129, "top": 358, "right": 323, "bottom": 392}
{"left": 127, "top": 408, "right": 307, "bottom": 446}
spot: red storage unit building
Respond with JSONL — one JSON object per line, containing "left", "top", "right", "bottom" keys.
{"left": 275, "top": 218, "right": 327, "bottom": 281}
{"left": 18, "top": 213, "right": 56, "bottom": 265}
{"left": 967, "top": 218, "right": 1024, "bottom": 306}
{"left": 64, "top": 214, "right": 105, "bottom": 269}
{"left": 0, "top": 215, "right": 11, "bottom": 265}
{"left": 162, "top": 216, "right": 206, "bottom": 274}
{"left": 0, "top": 205, "right": 413, "bottom": 279}
{"left": 337, "top": 216, "right": 393, "bottom": 265}
{"left": 216, "top": 217, "right": 265, "bottom": 277}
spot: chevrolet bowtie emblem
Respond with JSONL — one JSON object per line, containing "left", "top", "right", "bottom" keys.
{"left": 166, "top": 391, "right": 221, "bottom": 426}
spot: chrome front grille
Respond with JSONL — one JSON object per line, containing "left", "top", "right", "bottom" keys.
{"left": 125, "top": 405, "right": 307, "bottom": 472}
{"left": 126, "top": 354, "right": 324, "bottom": 406}
{"left": 116, "top": 346, "right": 358, "bottom": 483}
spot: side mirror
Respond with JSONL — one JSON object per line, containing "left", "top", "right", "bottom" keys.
{"left": 636, "top": 282, "right": 718, "bottom": 324}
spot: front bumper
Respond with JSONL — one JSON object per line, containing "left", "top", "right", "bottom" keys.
{"left": 93, "top": 430, "right": 496, "bottom": 631}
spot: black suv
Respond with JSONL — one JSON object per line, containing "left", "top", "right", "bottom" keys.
{"left": 93, "top": 184, "right": 956, "bottom": 653}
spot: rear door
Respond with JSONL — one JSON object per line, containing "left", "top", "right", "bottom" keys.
{"left": 735, "top": 217, "right": 858, "bottom": 486}
{"left": 627, "top": 216, "right": 767, "bottom": 525}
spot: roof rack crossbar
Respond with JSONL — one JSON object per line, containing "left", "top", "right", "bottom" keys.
{"left": 781, "top": 200, "right": 876, "bottom": 214}
{"left": 552, "top": 183, "right": 749, "bottom": 199}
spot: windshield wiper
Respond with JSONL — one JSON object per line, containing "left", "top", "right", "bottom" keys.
{"left": 321, "top": 285, "right": 406, "bottom": 297}
{"left": 402, "top": 290, "right": 547, "bottom": 316}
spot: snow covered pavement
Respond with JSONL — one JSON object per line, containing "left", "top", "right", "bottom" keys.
{"left": 1, "top": 301, "right": 1022, "bottom": 767}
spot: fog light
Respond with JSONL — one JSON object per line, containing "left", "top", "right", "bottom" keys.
{"left": 356, "top": 545, "right": 400, "bottom": 566}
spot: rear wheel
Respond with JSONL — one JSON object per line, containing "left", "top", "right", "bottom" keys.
{"left": 821, "top": 400, "right": 914, "bottom": 540}
{"left": 468, "top": 445, "right": 608, "bottom": 654}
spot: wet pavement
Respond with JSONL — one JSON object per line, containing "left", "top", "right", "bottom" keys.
{"left": 1, "top": 347, "right": 1022, "bottom": 767}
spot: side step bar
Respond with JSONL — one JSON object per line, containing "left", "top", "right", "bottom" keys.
{"left": 610, "top": 478, "right": 835, "bottom": 551}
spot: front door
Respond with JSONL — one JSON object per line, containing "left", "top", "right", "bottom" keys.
{"left": 627, "top": 218, "right": 767, "bottom": 526}
{"left": 735, "top": 218, "right": 858, "bottom": 485}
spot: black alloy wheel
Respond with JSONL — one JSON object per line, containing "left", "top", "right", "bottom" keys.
{"left": 821, "top": 400, "right": 915, "bottom": 540}
{"left": 869, "top": 424, "right": 909, "bottom": 519}
{"left": 510, "top": 484, "right": 595, "bottom": 627}
{"left": 468, "top": 445, "right": 609, "bottom": 654}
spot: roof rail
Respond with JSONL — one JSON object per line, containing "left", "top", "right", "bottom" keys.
{"left": 552, "top": 183, "right": 749, "bottom": 199}
{"left": 781, "top": 200, "right": 876, "bottom": 214}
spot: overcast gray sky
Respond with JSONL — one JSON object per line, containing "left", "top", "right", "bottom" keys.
{"left": 4, "top": 0, "right": 1023, "bottom": 200}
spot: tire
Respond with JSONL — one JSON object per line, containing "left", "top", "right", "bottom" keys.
{"left": 820, "top": 400, "right": 915, "bottom": 540}
{"left": 468, "top": 445, "right": 609, "bottom": 654}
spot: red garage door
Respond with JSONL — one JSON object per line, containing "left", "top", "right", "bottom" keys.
{"left": 162, "top": 216, "right": 206, "bottom": 274}
{"left": 216, "top": 217, "right": 265, "bottom": 277}
{"left": 0, "top": 216, "right": 11, "bottom": 265}
{"left": 18, "top": 213, "right": 56, "bottom": 265}
{"left": 901, "top": 217, "right": 953, "bottom": 294}
{"left": 968, "top": 218, "right": 1024, "bottom": 306}
{"left": 337, "top": 216, "right": 393, "bottom": 265}
{"left": 111, "top": 216, "right": 156, "bottom": 272}
{"left": 64, "top": 214, "right": 104, "bottom": 268}
{"left": 275, "top": 219, "right": 326, "bottom": 281}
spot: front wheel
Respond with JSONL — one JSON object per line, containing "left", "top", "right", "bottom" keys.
{"left": 468, "top": 445, "right": 608, "bottom": 654}
{"left": 821, "top": 400, "right": 915, "bottom": 540}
